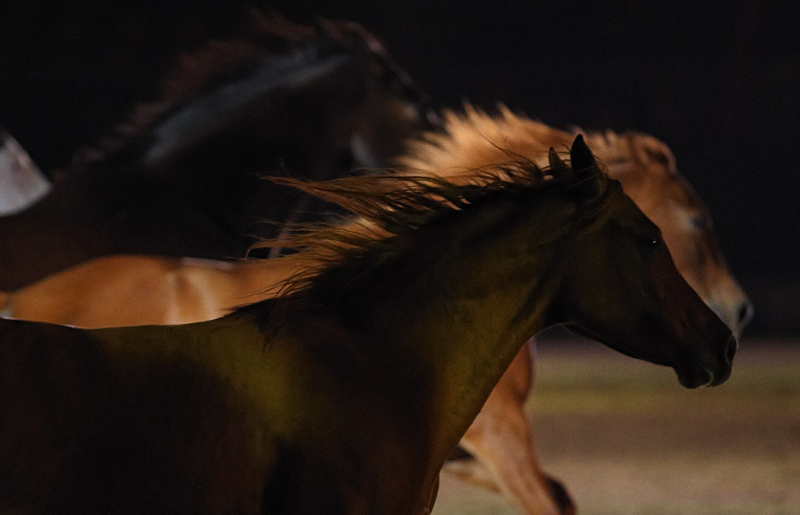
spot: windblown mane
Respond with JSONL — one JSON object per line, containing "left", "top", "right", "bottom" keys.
{"left": 397, "top": 104, "right": 678, "bottom": 182}
{"left": 238, "top": 155, "right": 605, "bottom": 322}
{"left": 396, "top": 105, "right": 576, "bottom": 178}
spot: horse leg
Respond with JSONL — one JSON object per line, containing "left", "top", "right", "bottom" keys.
{"left": 458, "top": 342, "right": 575, "bottom": 515}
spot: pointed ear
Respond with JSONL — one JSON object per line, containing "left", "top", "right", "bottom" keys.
{"left": 548, "top": 147, "right": 571, "bottom": 178}
{"left": 569, "top": 134, "right": 597, "bottom": 174}
{"left": 569, "top": 134, "right": 607, "bottom": 200}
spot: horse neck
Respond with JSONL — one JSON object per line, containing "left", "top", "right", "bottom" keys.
{"left": 304, "top": 197, "right": 570, "bottom": 467}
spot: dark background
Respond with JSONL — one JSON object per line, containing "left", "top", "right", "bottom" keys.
{"left": 1, "top": 1, "right": 797, "bottom": 337}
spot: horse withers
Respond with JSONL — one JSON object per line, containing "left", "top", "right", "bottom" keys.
{"left": 0, "top": 136, "right": 734, "bottom": 514}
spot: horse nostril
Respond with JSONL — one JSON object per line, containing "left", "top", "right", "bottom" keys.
{"left": 725, "top": 335, "right": 737, "bottom": 365}
{"left": 737, "top": 300, "right": 754, "bottom": 329}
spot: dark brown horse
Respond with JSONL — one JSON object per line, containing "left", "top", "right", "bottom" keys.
{"left": 0, "top": 106, "right": 750, "bottom": 514}
{"left": 0, "top": 13, "right": 430, "bottom": 290}
{"left": 0, "top": 137, "right": 735, "bottom": 514}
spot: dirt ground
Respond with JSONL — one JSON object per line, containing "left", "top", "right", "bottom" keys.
{"left": 432, "top": 337, "right": 800, "bottom": 515}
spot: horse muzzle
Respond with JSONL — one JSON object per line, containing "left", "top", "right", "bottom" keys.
{"left": 675, "top": 334, "right": 737, "bottom": 388}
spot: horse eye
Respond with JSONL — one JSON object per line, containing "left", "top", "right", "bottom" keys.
{"left": 645, "top": 236, "right": 661, "bottom": 252}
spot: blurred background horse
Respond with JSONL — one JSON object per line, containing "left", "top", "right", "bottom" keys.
{"left": 0, "top": 13, "right": 431, "bottom": 290}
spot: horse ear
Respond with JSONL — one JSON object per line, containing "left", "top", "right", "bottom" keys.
{"left": 548, "top": 147, "right": 571, "bottom": 178}
{"left": 569, "top": 134, "right": 597, "bottom": 174}
{"left": 569, "top": 134, "right": 607, "bottom": 199}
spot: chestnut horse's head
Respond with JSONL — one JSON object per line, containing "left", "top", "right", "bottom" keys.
{"left": 556, "top": 137, "right": 736, "bottom": 388}
{"left": 587, "top": 131, "right": 753, "bottom": 337}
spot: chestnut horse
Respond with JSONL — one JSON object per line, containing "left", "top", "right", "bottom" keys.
{"left": 0, "top": 137, "right": 735, "bottom": 514}
{"left": 0, "top": 13, "right": 430, "bottom": 290}
{"left": 0, "top": 109, "right": 752, "bottom": 514}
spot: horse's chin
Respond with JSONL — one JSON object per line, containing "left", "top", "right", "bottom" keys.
{"left": 674, "top": 334, "right": 736, "bottom": 388}
{"left": 674, "top": 365, "right": 714, "bottom": 389}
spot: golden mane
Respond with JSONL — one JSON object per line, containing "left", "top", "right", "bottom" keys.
{"left": 396, "top": 105, "right": 574, "bottom": 180}
{"left": 397, "top": 104, "right": 679, "bottom": 184}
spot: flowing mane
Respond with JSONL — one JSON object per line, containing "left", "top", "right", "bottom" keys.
{"left": 241, "top": 153, "right": 608, "bottom": 316}
{"left": 396, "top": 104, "right": 679, "bottom": 183}
{"left": 396, "top": 105, "right": 576, "bottom": 177}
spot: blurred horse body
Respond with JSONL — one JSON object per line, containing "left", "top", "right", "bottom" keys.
{"left": 0, "top": 255, "right": 291, "bottom": 327}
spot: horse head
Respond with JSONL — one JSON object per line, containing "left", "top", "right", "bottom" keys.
{"left": 585, "top": 130, "right": 753, "bottom": 337}
{"left": 555, "top": 136, "right": 735, "bottom": 388}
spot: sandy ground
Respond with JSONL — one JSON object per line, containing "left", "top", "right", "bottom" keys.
{"left": 432, "top": 337, "right": 800, "bottom": 515}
